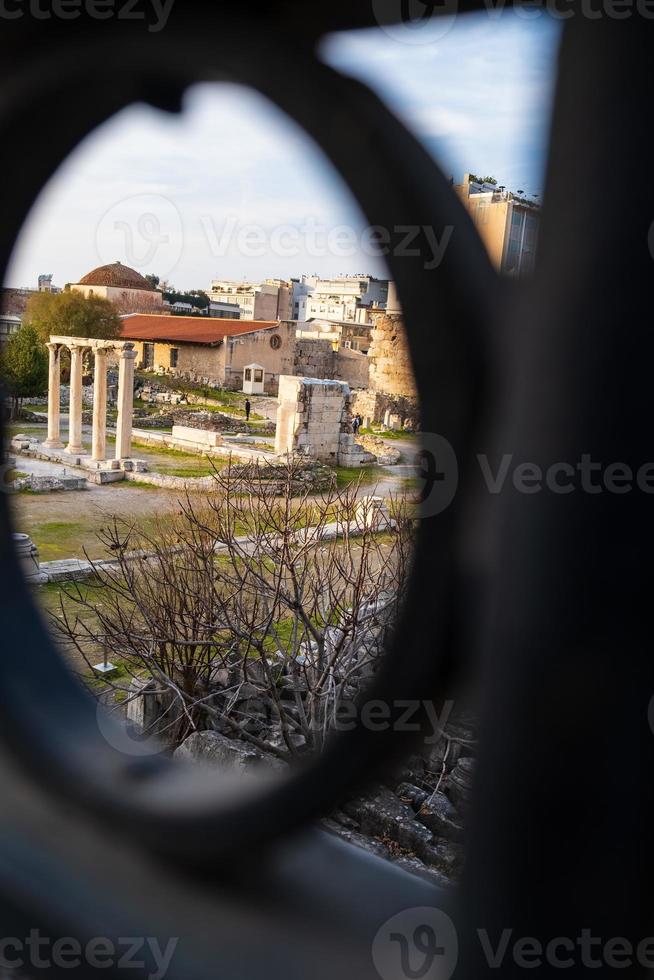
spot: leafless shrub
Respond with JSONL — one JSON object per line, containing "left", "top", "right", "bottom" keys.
{"left": 53, "top": 458, "right": 415, "bottom": 757}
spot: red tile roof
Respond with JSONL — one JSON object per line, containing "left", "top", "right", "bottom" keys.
{"left": 120, "top": 314, "right": 279, "bottom": 346}
{"left": 78, "top": 262, "right": 157, "bottom": 291}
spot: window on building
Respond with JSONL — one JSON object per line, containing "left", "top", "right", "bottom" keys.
{"left": 170, "top": 348, "right": 179, "bottom": 368}
{"left": 143, "top": 343, "right": 155, "bottom": 368}
{"left": 244, "top": 368, "right": 252, "bottom": 382}
{"left": 254, "top": 369, "right": 264, "bottom": 383}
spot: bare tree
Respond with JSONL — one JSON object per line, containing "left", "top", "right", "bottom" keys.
{"left": 53, "top": 458, "right": 414, "bottom": 757}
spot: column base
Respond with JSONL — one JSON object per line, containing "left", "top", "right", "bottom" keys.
{"left": 43, "top": 439, "right": 64, "bottom": 450}
{"left": 65, "top": 444, "right": 85, "bottom": 456}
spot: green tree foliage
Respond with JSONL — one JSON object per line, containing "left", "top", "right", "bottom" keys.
{"left": 0, "top": 324, "right": 48, "bottom": 418}
{"left": 23, "top": 290, "right": 121, "bottom": 344}
{"left": 163, "top": 288, "right": 210, "bottom": 311}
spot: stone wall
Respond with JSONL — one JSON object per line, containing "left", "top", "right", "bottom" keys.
{"left": 223, "top": 321, "right": 296, "bottom": 394}
{"left": 172, "top": 410, "right": 243, "bottom": 433}
{"left": 132, "top": 340, "right": 224, "bottom": 381}
{"left": 293, "top": 339, "right": 336, "bottom": 379}
{"left": 336, "top": 348, "right": 369, "bottom": 389}
{"left": 351, "top": 389, "right": 419, "bottom": 430}
{"left": 368, "top": 311, "right": 417, "bottom": 400}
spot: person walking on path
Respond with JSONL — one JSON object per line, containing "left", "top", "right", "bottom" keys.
{"left": 245, "top": 399, "right": 251, "bottom": 422}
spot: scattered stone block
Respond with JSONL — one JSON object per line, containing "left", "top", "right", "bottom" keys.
{"left": 174, "top": 730, "right": 286, "bottom": 773}
{"left": 343, "top": 784, "right": 434, "bottom": 859}
{"left": 417, "top": 791, "right": 464, "bottom": 842}
{"left": 171, "top": 425, "right": 224, "bottom": 448}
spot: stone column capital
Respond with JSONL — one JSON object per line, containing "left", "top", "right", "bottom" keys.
{"left": 119, "top": 348, "right": 137, "bottom": 361}
{"left": 46, "top": 341, "right": 60, "bottom": 354}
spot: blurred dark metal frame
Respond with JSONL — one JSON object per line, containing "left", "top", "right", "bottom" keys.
{"left": 1, "top": 4, "right": 651, "bottom": 978}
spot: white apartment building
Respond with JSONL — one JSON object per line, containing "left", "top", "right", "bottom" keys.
{"left": 209, "top": 279, "right": 291, "bottom": 321}
{"left": 291, "top": 275, "right": 388, "bottom": 323}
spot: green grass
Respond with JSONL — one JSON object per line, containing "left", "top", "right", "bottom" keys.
{"left": 158, "top": 464, "right": 220, "bottom": 478}
{"left": 20, "top": 403, "right": 48, "bottom": 414}
{"left": 37, "top": 581, "right": 134, "bottom": 684}
{"left": 110, "top": 480, "right": 159, "bottom": 491}
{"left": 32, "top": 522, "right": 87, "bottom": 561}
{"left": 131, "top": 443, "right": 227, "bottom": 478}
{"left": 360, "top": 427, "right": 419, "bottom": 441}
{"left": 103, "top": 432, "right": 227, "bottom": 478}
{"left": 5, "top": 423, "right": 45, "bottom": 439}
{"left": 334, "top": 465, "right": 378, "bottom": 489}
{"left": 401, "top": 476, "right": 427, "bottom": 492}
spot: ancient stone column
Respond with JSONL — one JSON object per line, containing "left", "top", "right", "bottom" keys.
{"left": 91, "top": 348, "right": 108, "bottom": 462}
{"left": 115, "top": 345, "right": 136, "bottom": 460}
{"left": 43, "top": 342, "right": 63, "bottom": 449}
{"left": 65, "top": 344, "right": 85, "bottom": 455}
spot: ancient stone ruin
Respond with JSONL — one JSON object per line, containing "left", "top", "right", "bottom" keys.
{"left": 44, "top": 335, "right": 137, "bottom": 463}
{"left": 352, "top": 305, "right": 420, "bottom": 431}
{"left": 274, "top": 375, "right": 374, "bottom": 467}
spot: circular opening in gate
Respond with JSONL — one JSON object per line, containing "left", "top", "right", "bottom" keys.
{"left": 0, "top": 68, "right": 451, "bottom": 867}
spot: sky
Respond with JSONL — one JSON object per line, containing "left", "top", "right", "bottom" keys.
{"left": 6, "top": 11, "right": 561, "bottom": 293}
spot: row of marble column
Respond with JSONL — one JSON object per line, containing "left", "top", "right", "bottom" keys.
{"left": 43, "top": 342, "right": 136, "bottom": 462}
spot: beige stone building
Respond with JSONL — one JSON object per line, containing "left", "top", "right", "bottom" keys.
{"left": 120, "top": 314, "right": 296, "bottom": 393}
{"left": 295, "top": 318, "right": 373, "bottom": 353}
{"left": 71, "top": 262, "right": 164, "bottom": 313}
{"left": 209, "top": 278, "right": 292, "bottom": 321}
{"left": 454, "top": 173, "right": 540, "bottom": 276}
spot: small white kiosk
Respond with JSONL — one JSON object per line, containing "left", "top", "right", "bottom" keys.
{"left": 243, "top": 363, "right": 265, "bottom": 395}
